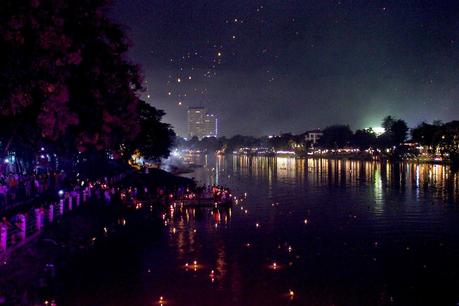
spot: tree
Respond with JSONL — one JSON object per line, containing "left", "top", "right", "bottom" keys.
{"left": 382, "top": 116, "right": 396, "bottom": 133}
{"left": 392, "top": 120, "right": 409, "bottom": 144}
{"left": 268, "top": 133, "right": 296, "bottom": 150}
{"left": 435, "top": 121, "right": 459, "bottom": 159}
{"left": 319, "top": 125, "right": 353, "bottom": 148}
{"left": 410, "top": 121, "right": 459, "bottom": 161}
{"left": 226, "top": 135, "right": 259, "bottom": 151}
{"left": 130, "top": 101, "right": 175, "bottom": 162}
{"left": 381, "top": 116, "right": 408, "bottom": 146}
{"left": 200, "top": 136, "right": 220, "bottom": 152}
{"left": 352, "top": 128, "right": 377, "bottom": 149}
{"left": 411, "top": 122, "right": 439, "bottom": 147}
{"left": 0, "top": 0, "right": 143, "bottom": 171}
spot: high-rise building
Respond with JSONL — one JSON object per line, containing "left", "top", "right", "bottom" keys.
{"left": 187, "top": 107, "right": 218, "bottom": 139}
{"left": 203, "top": 113, "right": 218, "bottom": 138}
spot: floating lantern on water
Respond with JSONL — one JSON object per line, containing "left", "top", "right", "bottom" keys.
{"left": 184, "top": 261, "right": 200, "bottom": 271}
{"left": 157, "top": 296, "right": 166, "bottom": 305}
{"left": 191, "top": 260, "right": 199, "bottom": 271}
{"left": 304, "top": 219, "right": 308, "bottom": 224}
{"left": 289, "top": 289, "right": 295, "bottom": 299}
{"left": 209, "top": 269, "right": 216, "bottom": 282}
{"left": 256, "top": 223, "right": 260, "bottom": 228}
{"left": 269, "top": 261, "right": 281, "bottom": 270}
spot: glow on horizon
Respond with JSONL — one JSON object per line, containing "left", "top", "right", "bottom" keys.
{"left": 372, "top": 127, "right": 385, "bottom": 136}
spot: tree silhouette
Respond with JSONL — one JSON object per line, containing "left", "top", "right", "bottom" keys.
{"left": 130, "top": 101, "right": 175, "bottom": 162}
{"left": 0, "top": 0, "right": 175, "bottom": 174}
{"left": 319, "top": 125, "right": 353, "bottom": 148}
{"left": 381, "top": 116, "right": 408, "bottom": 146}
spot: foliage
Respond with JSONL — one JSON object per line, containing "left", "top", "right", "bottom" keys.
{"left": 130, "top": 101, "right": 175, "bottom": 162}
{"left": 352, "top": 128, "right": 377, "bottom": 149}
{"left": 381, "top": 116, "right": 408, "bottom": 146}
{"left": 411, "top": 122, "right": 438, "bottom": 148}
{"left": 0, "top": 0, "right": 175, "bottom": 175}
{"left": 318, "top": 125, "right": 353, "bottom": 148}
{"left": 177, "top": 117, "right": 459, "bottom": 162}
{"left": 0, "top": 0, "right": 141, "bottom": 160}
{"left": 411, "top": 121, "right": 459, "bottom": 157}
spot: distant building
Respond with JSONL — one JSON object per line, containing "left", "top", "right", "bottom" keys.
{"left": 304, "top": 129, "right": 323, "bottom": 146}
{"left": 187, "top": 107, "right": 218, "bottom": 139}
{"left": 203, "top": 113, "right": 218, "bottom": 138}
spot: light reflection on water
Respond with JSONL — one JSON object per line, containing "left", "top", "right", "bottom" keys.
{"left": 176, "top": 155, "right": 459, "bottom": 305}
{"left": 188, "top": 155, "right": 459, "bottom": 204}
{"left": 62, "top": 155, "right": 459, "bottom": 306}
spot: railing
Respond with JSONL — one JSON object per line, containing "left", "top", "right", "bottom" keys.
{"left": 0, "top": 171, "right": 129, "bottom": 214}
{"left": 0, "top": 190, "right": 88, "bottom": 256}
{"left": 0, "top": 171, "right": 128, "bottom": 257}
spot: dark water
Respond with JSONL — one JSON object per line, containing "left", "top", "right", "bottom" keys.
{"left": 61, "top": 156, "right": 459, "bottom": 306}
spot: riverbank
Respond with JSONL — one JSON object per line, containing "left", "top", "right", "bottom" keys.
{"left": 232, "top": 152, "right": 456, "bottom": 165}
{"left": 0, "top": 169, "right": 194, "bottom": 305}
{"left": 0, "top": 202, "right": 121, "bottom": 305}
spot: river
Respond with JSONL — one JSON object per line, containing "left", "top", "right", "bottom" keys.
{"left": 58, "top": 155, "right": 459, "bottom": 306}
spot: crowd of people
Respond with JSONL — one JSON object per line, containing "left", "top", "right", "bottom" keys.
{"left": 0, "top": 172, "right": 69, "bottom": 210}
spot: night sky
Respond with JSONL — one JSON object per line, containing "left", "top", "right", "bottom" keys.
{"left": 111, "top": 0, "right": 459, "bottom": 137}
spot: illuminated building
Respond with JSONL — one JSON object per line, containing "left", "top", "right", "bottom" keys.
{"left": 187, "top": 107, "right": 218, "bottom": 139}
{"left": 304, "top": 129, "right": 323, "bottom": 146}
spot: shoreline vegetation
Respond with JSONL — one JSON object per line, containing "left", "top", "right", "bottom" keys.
{"left": 175, "top": 116, "right": 459, "bottom": 166}
{"left": 177, "top": 150, "right": 457, "bottom": 165}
